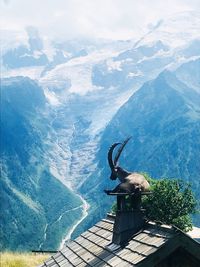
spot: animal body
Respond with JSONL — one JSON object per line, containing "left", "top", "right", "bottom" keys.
{"left": 107, "top": 137, "right": 150, "bottom": 193}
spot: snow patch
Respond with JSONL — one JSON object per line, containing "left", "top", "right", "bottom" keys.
{"left": 107, "top": 59, "right": 122, "bottom": 71}
{"left": 1, "top": 66, "right": 44, "bottom": 80}
{"left": 44, "top": 88, "right": 61, "bottom": 106}
{"left": 127, "top": 70, "right": 143, "bottom": 77}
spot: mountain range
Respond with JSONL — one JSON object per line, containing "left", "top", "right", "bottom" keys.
{"left": 1, "top": 11, "right": 200, "bottom": 250}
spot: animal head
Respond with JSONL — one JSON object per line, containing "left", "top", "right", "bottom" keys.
{"left": 107, "top": 137, "right": 131, "bottom": 180}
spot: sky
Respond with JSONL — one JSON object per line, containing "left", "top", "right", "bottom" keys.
{"left": 0, "top": 0, "right": 200, "bottom": 41}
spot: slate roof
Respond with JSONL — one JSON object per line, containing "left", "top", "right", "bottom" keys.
{"left": 39, "top": 215, "right": 200, "bottom": 267}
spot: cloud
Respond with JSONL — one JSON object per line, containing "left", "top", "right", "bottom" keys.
{"left": 0, "top": 0, "right": 199, "bottom": 40}
{"left": 2, "top": 0, "right": 10, "bottom": 5}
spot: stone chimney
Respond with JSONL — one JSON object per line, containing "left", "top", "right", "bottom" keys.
{"left": 106, "top": 191, "right": 150, "bottom": 248}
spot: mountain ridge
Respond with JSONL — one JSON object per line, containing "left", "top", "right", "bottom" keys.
{"left": 0, "top": 76, "right": 84, "bottom": 250}
{"left": 77, "top": 67, "right": 200, "bottom": 236}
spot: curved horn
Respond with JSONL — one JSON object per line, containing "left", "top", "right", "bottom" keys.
{"left": 114, "top": 137, "right": 132, "bottom": 165}
{"left": 108, "top": 143, "right": 121, "bottom": 170}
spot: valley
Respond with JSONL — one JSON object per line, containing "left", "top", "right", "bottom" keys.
{"left": 1, "top": 10, "right": 200, "bottom": 251}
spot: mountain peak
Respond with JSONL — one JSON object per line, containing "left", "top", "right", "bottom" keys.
{"left": 1, "top": 76, "right": 46, "bottom": 112}
{"left": 140, "top": 10, "right": 200, "bottom": 49}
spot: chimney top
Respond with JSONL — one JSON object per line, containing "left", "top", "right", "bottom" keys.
{"left": 106, "top": 191, "right": 151, "bottom": 248}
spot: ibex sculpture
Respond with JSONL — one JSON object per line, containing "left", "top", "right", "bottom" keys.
{"left": 106, "top": 137, "right": 150, "bottom": 194}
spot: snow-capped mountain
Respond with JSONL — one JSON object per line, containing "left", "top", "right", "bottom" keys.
{"left": 36, "top": 12, "right": 200, "bottom": 192}
{"left": 140, "top": 11, "right": 200, "bottom": 48}
{"left": 1, "top": 10, "right": 200, "bottom": 250}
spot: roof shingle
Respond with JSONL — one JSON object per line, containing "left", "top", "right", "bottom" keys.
{"left": 39, "top": 216, "right": 200, "bottom": 267}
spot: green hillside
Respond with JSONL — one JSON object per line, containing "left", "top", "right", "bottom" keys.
{"left": 0, "top": 77, "right": 82, "bottom": 250}
{"left": 78, "top": 67, "right": 200, "bottom": 235}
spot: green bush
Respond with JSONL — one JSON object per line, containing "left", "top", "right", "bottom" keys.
{"left": 111, "top": 174, "right": 198, "bottom": 232}
{"left": 145, "top": 176, "right": 197, "bottom": 231}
